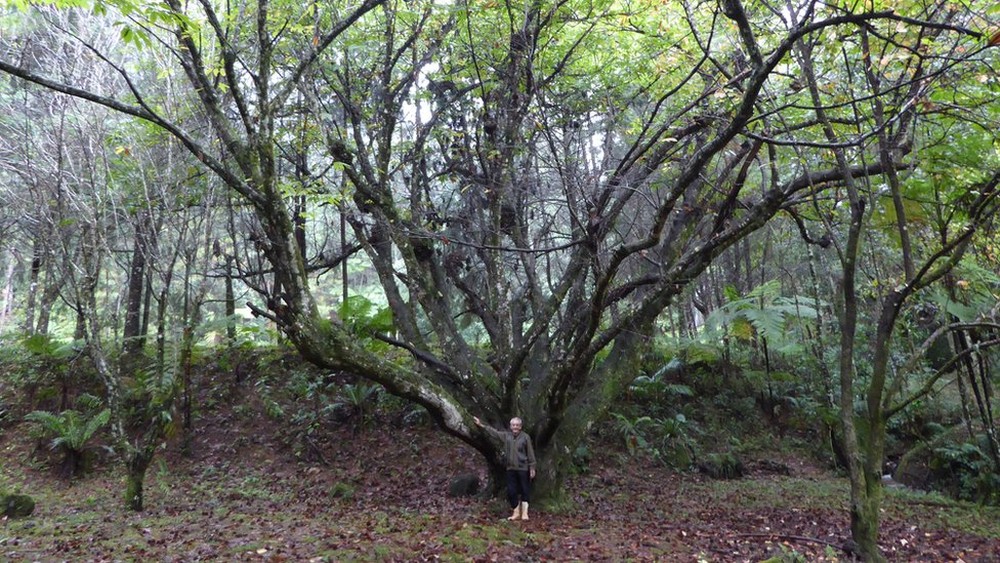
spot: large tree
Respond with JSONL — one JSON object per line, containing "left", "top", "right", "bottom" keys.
{"left": 789, "top": 3, "right": 999, "bottom": 557}
{"left": 1, "top": 0, "right": 994, "bottom": 521}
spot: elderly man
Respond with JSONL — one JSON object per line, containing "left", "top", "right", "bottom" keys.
{"left": 473, "top": 416, "right": 537, "bottom": 520}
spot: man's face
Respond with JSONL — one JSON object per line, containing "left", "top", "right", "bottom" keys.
{"left": 510, "top": 418, "right": 522, "bottom": 435}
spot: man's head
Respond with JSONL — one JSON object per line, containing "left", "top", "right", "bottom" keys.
{"left": 509, "top": 417, "right": 523, "bottom": 435}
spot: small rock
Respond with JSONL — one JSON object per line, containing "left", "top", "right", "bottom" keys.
{"left": 447, "top": 473, "right": 480, "bottom": 497}
{"left": 2, "top": 494, "right": 35, "bottom": 518}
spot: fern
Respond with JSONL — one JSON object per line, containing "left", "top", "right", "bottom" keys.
{"left": 335, "top": 382, "right": 380, "bottom": 429}
{"left": 25, "top": 408, "right": 110, "bottom": 454}
{"left": 25, "top": 406, "right": 110, "bottom": 477}
{"left": 705, "top": 280, "right": 822, "bottom": 355}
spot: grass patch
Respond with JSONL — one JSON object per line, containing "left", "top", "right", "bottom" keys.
{"left": 672, "top": 473, "right": 848, "bottom": 517}
{"left": 884, "top": 487, "right": 1000, "bottom": 538}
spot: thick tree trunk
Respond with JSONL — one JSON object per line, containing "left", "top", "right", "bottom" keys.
{"left": 530, "top": 449, "right": 572, "bottom": 509}
{"left": 850, "top": 483, "right": 883, "bottom": 562}
{"left": 851, "top": 420, "right": 887, "bottom": 563}
{"left": 474, "top": 423, "right": 575, "bottom": 509}
{"left": 124, "top": 449, "right": 154, "bottom": 511}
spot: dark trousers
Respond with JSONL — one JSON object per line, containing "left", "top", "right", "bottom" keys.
{"left": 506, "top": 469, "right": 531, "bottom": 508}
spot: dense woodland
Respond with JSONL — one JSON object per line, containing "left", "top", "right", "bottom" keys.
{"left": 0, "top": 0, "right": 999, "bottom": 560}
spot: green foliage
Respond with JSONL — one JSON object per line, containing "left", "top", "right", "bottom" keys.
{"left": 885, "top": 396, "right": 961, "bottom": 450}
{"left": 0, "top": 334, "right": 82, "bottom": 391}
{"left": 130, "top": 364, "right": 176, "bottom": 409}
{"left": 1, "top": 493, "right": 35, "bottom": 518}
{"left": 930, "top": 440, "right": 1000, "bottom": 504}
{"left": 25, "top": 400, "right": 110, "bottom": 477}
{"left": 118, "top": 361, "right": 178, "bottom": 444}
{"left": 253, "top": 376, "right": 286, "bottom": 421}
{"left": 335, "top": 382, "right": 380, "bottom": 431}
{"left": 660, "top": 340, "right": 722, "bottom": 367}
{"left": 26, "top": 403, "right": 109, "bottom": 456}
{"left": 20, "top": 334, "right": 79, "bottom": 358}
{"left": 339, "top": 295, "right": 394, "bottom": 337}
{"left": 630, "top": 371, "right": 693, "bottom": 404}
{"left": 925, "top": 259, "right": 1000, "bottom": 324}
{"left": 282, "top": 370, "right": 338, "bottom": 461}
{"left": 571, "top": 443, "right": 591, "bottom": 475}
{"left": 329, "top": 481, "right": 356, "bottom": 500}
{"left": 706, "top": 280, "right": 820, "bottom": 358}
{"left": 610, "top": 411, "right": 698, "bottom": 469}
{"left": 611, "top": 412, "right": 654, "bottom": 456}
{"left": 230, "top": 320, "right": 283, "bottom": 345}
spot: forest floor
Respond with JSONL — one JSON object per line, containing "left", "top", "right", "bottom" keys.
{"left": 3, "top": 388, "right": 1000, "bottom": 562}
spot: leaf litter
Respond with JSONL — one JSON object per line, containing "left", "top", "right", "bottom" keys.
{"left": 2, "top": 404, "right": 999, "bottom": 561}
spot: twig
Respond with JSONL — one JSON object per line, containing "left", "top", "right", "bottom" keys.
{"left": 733, "top": 532, "right": 845, "bottom": 550}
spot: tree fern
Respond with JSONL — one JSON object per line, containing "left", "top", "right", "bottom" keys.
{"left": 25, "top": 407, "right": 110, "bottom": 477}
{"left": 706, "top": 280, "right": 822, "bottom": 354}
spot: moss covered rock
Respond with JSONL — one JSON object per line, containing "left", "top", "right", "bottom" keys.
{"left": 447, "top": 473, "right": 480, "bottom": 497}
{"left": 2, "top": 493, "right": 36, "bottom": 518}
{"left": 697, "top": 453, "right": 745, "bottom": 480}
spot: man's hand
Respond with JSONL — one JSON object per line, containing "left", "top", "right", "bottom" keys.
{"left": 530, "top": 468, "right": 536, "bottom": 480}
{"left": 473, "top": 416, "right": 482, "bottom": 427}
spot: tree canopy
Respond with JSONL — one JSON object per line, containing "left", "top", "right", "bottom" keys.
{"left": 1, "top": 0, "right": 998, "bottom": 559}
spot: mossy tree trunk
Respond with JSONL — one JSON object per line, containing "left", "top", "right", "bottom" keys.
{"left": 850, "top": 419, "right": 887, "bottom": 563}
{"left": 125, "top": 448, "right": 155, "bottom": 512}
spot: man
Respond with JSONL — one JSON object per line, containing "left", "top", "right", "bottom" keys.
{"left": 473, "top": 416, "right": 536, "bottom": 521}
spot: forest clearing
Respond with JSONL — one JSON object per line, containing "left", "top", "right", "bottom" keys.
{"left": 3, "top": 358, "right": 1000, "bottom": 562}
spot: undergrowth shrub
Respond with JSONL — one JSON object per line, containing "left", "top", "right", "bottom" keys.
{"left": 609, "top": 411, "right": 699, "bottom": 469}
{"left": 282, "top": 369, "right": 339, "bottom": 462}
{"left": 25, "top": 393, "right": 110, "bottom": 478}
{"left": 930, "top": 439, "right": 1000, "bottom": 504}
{"left": 0, "top": 334, "right": 95, "bottom": 414}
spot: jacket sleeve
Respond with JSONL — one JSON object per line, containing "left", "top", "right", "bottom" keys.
{"left": 481, "top": 425, "right": 505, "bottom": 442}
{"left": 526, "top": 436, "right": 536, "bottom": 468}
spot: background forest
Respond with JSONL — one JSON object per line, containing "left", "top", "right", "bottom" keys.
{"left": 1, "top": 0, "right": 999, "bottom": 560}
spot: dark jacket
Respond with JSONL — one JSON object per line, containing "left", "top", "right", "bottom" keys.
{"left": 484, "top": 426, "right": 536, "bottom": 471}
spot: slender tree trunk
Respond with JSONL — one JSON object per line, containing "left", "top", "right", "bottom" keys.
{"left": 179, "top": 254, "right": 201, "bottom": 456}
{"left": 955, "top": 353, "right": 977, "bottom": 439}
{"left": 0, "top": 257, "right": 16, "bottom": 334}
{"left": 294, "top": 195, "right": 307, "bottom": 259}
{"left": 21, "top": 242, "right": 43, "bottom": 335}
{"left": 795, "top": 24, "right": 887, "bottom": 560}
{"left": 34, "top": 272, "right": 62, "bottom": 336}
{"left": 225, "top": 258, "right": 236, "bottom": 343}
{"left": 976, "top": 353, "right": 1000, "bottom": 467}
{"left": 840, "top": 206, "right": 885, "bottom": 563}
{"left": 123, "top": 210, "right": 151, "bottom": 365}
{"left": 953, "top": 328, "right": 1000, "bottom": 467}
{"left": 340, "top": 203, "right": 349, "bottom": 304}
